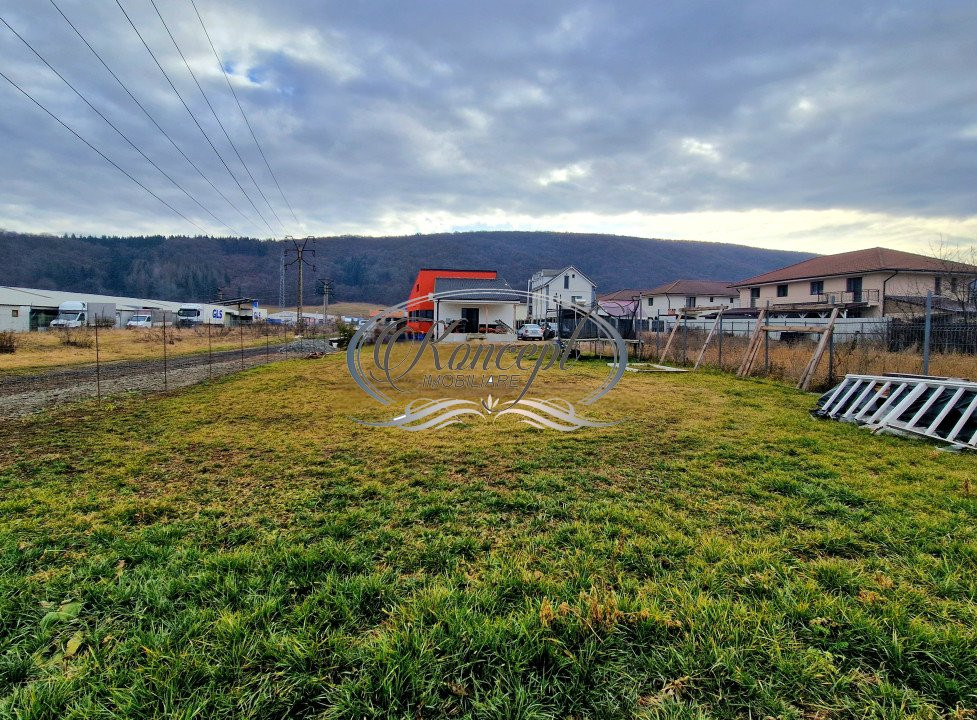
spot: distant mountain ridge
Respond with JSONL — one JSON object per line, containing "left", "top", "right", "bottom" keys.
{"left": 0, "top": 230, "right": 814, "bottom": 306}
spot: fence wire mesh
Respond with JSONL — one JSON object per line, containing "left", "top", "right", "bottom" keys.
{"left": 0, "top": 322, "right": 336, "bottom": 419}
{"left": 581, "top": 315, "right": 977, "bottom": 390}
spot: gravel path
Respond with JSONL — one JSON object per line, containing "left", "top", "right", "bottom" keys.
{"left": 0, "top": 345, "right": 329, "bottom": 418}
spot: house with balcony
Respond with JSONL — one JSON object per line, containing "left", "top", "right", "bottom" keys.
{"left": 527, "top": 266, "right": 596, "bottom": 322}
{"left": 732, "top": 247, "right": 977, "bottom": 319}
{"left": 638, "top": 280, "right": 740, "bottom": 319}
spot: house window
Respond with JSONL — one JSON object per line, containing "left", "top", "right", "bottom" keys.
{"left": 950, "top": 277, "right": 958, "bottom": 294}
{"left": 776, "top": 284, "right": 788, "bottom": 297}
{"left": 11, "top": 309, "right": 18, "bottom": 318}
{"left": 564, "top": 275, "right": 570, "bottom": 289}
{"left": 750, "top": 288, "right": 760, "bottom": 307}
{"left": 935, "top": 276, "right": 942, "bottom": 294}
{"left": 810, "top": 281, "right": 823, "bottom": 295}
{"left": 647, "top": 297, "right": 653, "bottom": 307}
{"left": 685, "top": 296, "right": 696, "bottom": 308}
{"left": 709, "top": 296, "right": 714, "bottom": 303}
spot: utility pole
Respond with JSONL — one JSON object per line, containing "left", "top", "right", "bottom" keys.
{"left": 317, "top": 278, "right": 334, "bottom": 336}
{"left": 279, "top": 251, "right": 286, "bottom": 309}
{"left": 284, "top": 236, "right": 315, "bottom": 334}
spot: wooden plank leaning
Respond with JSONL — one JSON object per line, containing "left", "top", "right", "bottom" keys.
{"left": 693, "top": 307, "right": 725, "bottom": 370}
{"left": 797, "top": 307, "right": 841, "bottom": 391}
{"left": 736, "top": 308, "right": 767, "bottom": 377}
{"left": 659, "top": 314, "right": 683, "bottom": 363}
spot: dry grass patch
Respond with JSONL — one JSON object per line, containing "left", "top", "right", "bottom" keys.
{"left": 0, "top": 325, "right": 291, "bottom": 373}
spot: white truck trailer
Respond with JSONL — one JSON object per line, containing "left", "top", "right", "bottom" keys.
{"left": 50, "top": 301, "right": 117, "bottom": 328}
{"left": 175, "top": 304, "right": 233, "bottom": 328}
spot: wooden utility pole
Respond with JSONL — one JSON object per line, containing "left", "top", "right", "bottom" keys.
{"left": 284, "top": 236, "right": 315, "bottom": 334}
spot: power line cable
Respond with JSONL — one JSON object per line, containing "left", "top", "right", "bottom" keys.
{"left": 187, "top": 0, "right": 299, "bottom": 227}
{"left": 48, "top": 0, "right": 255, "bottom": 237}
{"left": 0, "top": 15, "right": 232, "bottom": 234}
{"left": 0, "top": 68, "right": 205, "bottom": 233}
{"left": 113, "top": 0, "right": 277, "bottom": 236}
{"left": 148, "top": 0, "right": 285, "bottom": 233}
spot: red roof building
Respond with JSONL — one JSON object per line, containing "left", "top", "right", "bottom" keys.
{"left": 406, "top": 268, "right": 497, "bottom": 333}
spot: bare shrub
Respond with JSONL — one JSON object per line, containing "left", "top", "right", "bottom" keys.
{"left": 56, "top": 327, "right": 94, "bottom": 348}
{"left": 0, "top": 331, "right": 16, "bottom": 354}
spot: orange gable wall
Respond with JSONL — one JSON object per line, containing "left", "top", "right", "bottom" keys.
{"left": 406, "top": 269, "right": 498, "bottom": 332}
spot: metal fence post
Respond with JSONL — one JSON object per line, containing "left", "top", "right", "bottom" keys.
{"left": 764, "top": 328, "right": 769, "bottom": 374}
{"left": 922, "top": 290, "right": 933, "bottom": 375}
{"left": 94, "top": 315, "right": 101, "bottom": 406}
{"left": 765, "top": 300, "right": 772, "bottom": 374}
{"left": 161, "top": 318, "right": 168, "bottom": 391}
{"left": 681, "top": 315, "right": 687, "bottom": 364}
{"left": 239, "top": 320, "right": 245, "bottom": 370}
{"left": 718, "top": 316, "right": 723, "bottom": 369}
{"left": 207, "top": 322, "right": 213, "bottom": 379}
{"left": 828, "top": 330, "right": 834, "bottom": 386}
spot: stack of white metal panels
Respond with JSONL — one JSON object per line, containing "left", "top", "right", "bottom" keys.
{"left": 814, "top": 373, "right": 977, "bottom": 451}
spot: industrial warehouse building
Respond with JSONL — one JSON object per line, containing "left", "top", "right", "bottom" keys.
{"left": 0, "top": 286, "right": 187, "bottom": 332}
{"left": 0, "top": 286, "right": 263, "bottom": 332}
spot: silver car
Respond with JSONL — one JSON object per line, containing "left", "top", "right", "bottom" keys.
{"left": 518, "top": 323, "right": 544, "bottom": 340}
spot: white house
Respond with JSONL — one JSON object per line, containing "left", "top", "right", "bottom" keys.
{"left": 527, "top": 266, "right": 596, "bottom": 322}
{"left": 639, "top": 280, "right": 740, "bottom": 318}
{"left": 433, "top": 277, "right": 521, "bottom": 341}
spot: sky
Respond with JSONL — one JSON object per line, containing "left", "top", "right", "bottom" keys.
{"left": 1, "top": 0, "right": 976, "bottom": 255}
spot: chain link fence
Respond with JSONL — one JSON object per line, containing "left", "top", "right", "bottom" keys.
{"left": 582, "top": 314, "right": 977, "bottom": 390}
{"left": 0, "top": 321, "right": 336, "bottom": 418}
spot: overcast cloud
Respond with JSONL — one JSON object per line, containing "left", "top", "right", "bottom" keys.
{"left": 1, "top": 0, "right": 976, "bottom": 253}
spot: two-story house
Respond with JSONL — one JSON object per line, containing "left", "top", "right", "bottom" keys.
{"left": 732, "top": 247, "right": 977, "bottom": 318}
{"left": 527, "top": 266, "right": 596, "bottom": 322}
{"left": 639, "top": 280, "right": 740, "bottom": 318}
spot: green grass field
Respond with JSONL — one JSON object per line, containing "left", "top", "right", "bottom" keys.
{"left": 1, "top": 356, "right": 975, "bottom": 718}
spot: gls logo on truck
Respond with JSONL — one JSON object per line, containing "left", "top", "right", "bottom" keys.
{"left": 212, "top": 309, "right": 223, "bottom": 320}
{"left": 345, "top": 288, "right": 628, "bottom": 431}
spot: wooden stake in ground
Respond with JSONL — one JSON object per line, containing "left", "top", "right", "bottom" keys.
{"left": 693, "top": 308, "right": 725, "bottom": 370}
{"left": 798, "top": 307, "right": 841, "bottom": 391}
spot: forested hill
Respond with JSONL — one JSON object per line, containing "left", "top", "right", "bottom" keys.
{"left": 0, "top": 230, "right": 813, "bottom": 305}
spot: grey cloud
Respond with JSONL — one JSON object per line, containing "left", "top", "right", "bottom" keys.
{"left": 0, "top": 0, "right": 975, "bottom": 241}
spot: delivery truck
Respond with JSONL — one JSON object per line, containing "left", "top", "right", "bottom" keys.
{"left": 175, "top": 304, "right": 233, "bottom": 328}
{"left": 125, "top": 308, "right": 167, "bottom": 328}
{"left": 50, "top": 301, "right": 116, "bottom": 328}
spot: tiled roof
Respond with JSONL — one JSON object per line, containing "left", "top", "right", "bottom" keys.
{"left": 644, "top": 279, "right": 738, "bottom": 296}
{"left": 597, "top": 289, "right": 654, "bottom": 301}
{"left": 733, "top": 247, "right": 977, "bottom": 287}
{"left": 433, "top": 277, "right": 522, "bottom": 301}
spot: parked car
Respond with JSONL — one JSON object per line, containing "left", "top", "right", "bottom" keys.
{"left": 518, "top": 323, "right": 544, "bottom": 340}
{"left": 543, "top": 322, "right": 558, "bottom": 340}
